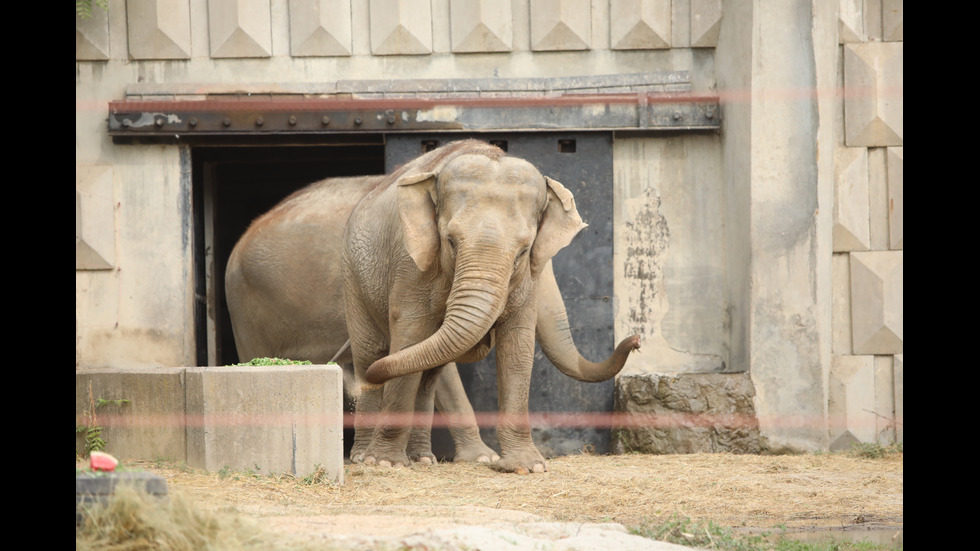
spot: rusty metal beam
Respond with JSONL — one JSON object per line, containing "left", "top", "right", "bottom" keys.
{"left": 107, "top": 93, "right": 720, "bottom": 140}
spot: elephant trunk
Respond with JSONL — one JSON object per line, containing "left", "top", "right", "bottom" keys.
{"left": 364, "top": 246, "right": 511, "bottom": 385}
{"left": 536, "top": 260, "right": 640, "bottom": 382}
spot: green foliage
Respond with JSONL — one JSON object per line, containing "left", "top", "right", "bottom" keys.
{"left": 76, "top": 382, "right": 130, "bottom": 457}
{"left": 848, "top": 442, "right": 903, "bottom": 459}
{"left": 96, "top": 397, "right": 131, "bottom": 408}
{"left": 301, "top": 464, "right": 331, "bottom": 485}
{"left": 630, "top": 515, "right": 901, "bottom": 551}
{"left": 632, "top": 514, "right": 760, "bottom": 550}
{"left": 230, "top": 357, "right": 315, "bottom": 366}
{"left": 76, "top": 0, "right": 108, "bottom": 20}
{"left": 76, "top": 425, "right": 107, "bottom": 456}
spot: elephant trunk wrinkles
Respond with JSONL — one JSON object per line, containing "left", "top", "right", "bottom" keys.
{"left": 364, "top": 248, "right": 510, "bottom": 384}
{"left": 536, "top": 261, "right": 641, "bottom": 382}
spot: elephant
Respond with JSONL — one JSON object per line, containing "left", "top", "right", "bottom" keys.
{"left": 226, "top": 175, "right": 499, "bottom": 464}
{"left": 225, "top": 139, "right": 640, "bottom": 473}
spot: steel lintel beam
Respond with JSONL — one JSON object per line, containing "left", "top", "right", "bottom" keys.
{"left": 107, "top": 93, "right": 719, "bottom": 140}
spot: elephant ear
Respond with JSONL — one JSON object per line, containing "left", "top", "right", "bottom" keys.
{"left": 397, "top": 171, "right": 440, "bottom": 272}
{"left": 531, "top": 177, "right": 587, "bottom": 277}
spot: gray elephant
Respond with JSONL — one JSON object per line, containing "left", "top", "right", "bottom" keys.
{"left": 226, "top": 175, "right": 498, "bottom": 463}
{"left": 226, "top": 140, "right": 640, "bottom": 473}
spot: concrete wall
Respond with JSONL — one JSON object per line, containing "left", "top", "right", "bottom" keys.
{"left": 76, "top": 0, "right": 903, "bottom": 453}
{"left": 76, "top": 365, "right": 345, "bottom": 482}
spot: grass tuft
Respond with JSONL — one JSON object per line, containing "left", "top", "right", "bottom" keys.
{"left": 76, "top": 485, "right": 268, "bottom": 551}
{"left": 630, "top": 514, "right": 902, "bottom": 551}
{"left": 847, "top": 442, "right": 903, "bottom": 459}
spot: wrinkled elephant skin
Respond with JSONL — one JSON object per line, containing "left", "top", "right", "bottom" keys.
{"left": 226, "top": 140, "right": 640, "bottom": 473}
{"left": 225, "top": 176, "right": 497, "bottom": 465}
{"left": 342, "top": 140, "right": 639, "bottom": 473}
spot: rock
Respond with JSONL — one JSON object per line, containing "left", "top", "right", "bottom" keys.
{"left": 612, "top": 372, "right": 764, "bottom": 454}
{"left": 76, "top": 471, "right": 169, "bottom": 524}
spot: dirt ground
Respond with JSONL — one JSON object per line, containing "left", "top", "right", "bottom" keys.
{"left": 126, "top": 451, "right": 903, "bottom": 548}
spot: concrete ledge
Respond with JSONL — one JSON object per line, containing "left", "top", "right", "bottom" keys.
{"left": 76, "top": 368, "right": 187, "bottom": 461}
{"left": 185, "top": 365, "right": 344, "bottom": 481}
{"left": 75, "top": 365, "right": 344, "bottom": 484}
{"left": 612, "top": 372, "right": 763, "bottom": 454}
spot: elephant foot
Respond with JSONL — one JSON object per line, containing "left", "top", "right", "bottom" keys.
{"left": 453, "top": 441, "right": 500, "bottom": 464}
{"left": 362, "top": 455, "right": 409, "bottom": 468}
{"left": 491, "top": 451, "right": 548, "bottom": 474}
{"left": 407, "top": 429, "right": 438, "bottom": 465}
{"left": 349, "top": 445, "right": 368, "bottom": 464}
{"left": 408, "top": 449, "right": 438, "bottom": 465}
{"left": 362, "top": 445, "right": 412, "bottom": 469}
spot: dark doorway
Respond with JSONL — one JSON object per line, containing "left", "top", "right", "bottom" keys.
{"left": 193, "top": 143, "right": 385, "bottom": 368}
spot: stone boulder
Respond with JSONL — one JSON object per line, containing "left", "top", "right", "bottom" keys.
{"left": 612, "top": 373, "right": 764, "bottom": 454}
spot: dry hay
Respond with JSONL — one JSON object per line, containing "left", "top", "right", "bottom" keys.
{"left": 120, "top": 451, "right": 902, "bottom": 542}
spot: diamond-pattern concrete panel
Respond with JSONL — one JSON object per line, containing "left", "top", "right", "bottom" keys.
{"left": 887, "top": 147, "right": 903, "bottom": 249}
{"left": 850, "top": 251, "right": 903, "bottom": 354}
{"left": 874, "top": 355, "right": 897, "bottom": 444}
{"left": 867, "top": 147, "right": 890, "bottom": 251}
{"left": 833, "top": 146, "right": 870, "bottom": 252}
{"left": 844, "top": 42, "right": 903, "bottom": 147}
{"left": 126, "top": 0, "right": 192, "bottom": 60}
{"left": 208, "top": 0, "right": 272, "bottom": 58}
{"left": 690, "top": 0, "right": 721, "bottom": 48}
{"left": 76, "top": 165, "right": 115, "bottom": 270}
{"left": 610, "top": 0, "right": 670, "bottom": 50}
{"left": 289, "top": 0, "right": 352, "bottom": 56}
{"left": 831, "top": 253, "right": 853, "bottom": 355}
{"left": 829, "top": 355, "right": 876, "bottom": 450}
{"left": 370, "top": 0, "right": 433, "bottom": 55}
{"left": 883, "top": 0, "right": 903, "bottom": 41}
{"left": 76, "top": 4, "right": 110, "bottom": 60}
{"left": 530, "top": 0, "right": 591, "bottom": 51}
{"left": 838, "top": 0, "right": 865, "bottom": 43}
{"left": 450, "top": 0, "right": 512, "bottom": 52}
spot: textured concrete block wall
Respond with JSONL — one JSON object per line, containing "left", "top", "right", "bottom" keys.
{"left": 830, "top": 0, "right": 903, "bottom": 449}
{"left": 75, "top": 0, "right": 724, "bottom": 61}
{"left": 76, "top": 365, "right": 345, "bottom": 483}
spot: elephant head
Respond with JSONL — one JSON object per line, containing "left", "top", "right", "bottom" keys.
{"left": 363, "top": 143, "right": 587, "bottom": 385}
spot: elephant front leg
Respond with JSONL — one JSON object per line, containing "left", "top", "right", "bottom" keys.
{"left": 362, "top": 371, "right": 422, "bottom": 467}
{"left": 350, "top": 384, "right": 380, "bottom": 464}
{"left": 491, "top": 309, "right": 547, "bottom": 474}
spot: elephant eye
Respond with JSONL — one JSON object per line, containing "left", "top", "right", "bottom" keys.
{"left": 447, "top": 236, "right": 458, "bottom": 254}
{"left": 515, "top": 247, "right": 529, "bottom": 268}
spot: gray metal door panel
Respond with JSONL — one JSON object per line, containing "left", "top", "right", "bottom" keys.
{"left": 385, "top": 133, "right": 614, "bottom": 457}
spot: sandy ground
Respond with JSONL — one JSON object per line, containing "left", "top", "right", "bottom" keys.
{"left": 123, "top": 451, "right": 903, "bottom": 549}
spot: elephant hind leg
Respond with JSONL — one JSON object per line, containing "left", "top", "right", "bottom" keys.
{"left": 407, "top": 366, "right": 442, "bottom": 464}
{"left": 346, "top": 302, "right": 390, "bottom": 464}
{"left": 434, "top": 363, "right": 499, "bottom": 463}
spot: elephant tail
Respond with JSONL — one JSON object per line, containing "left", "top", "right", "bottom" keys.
{"left": 329, "top": 339, "right": 351, "bottom": 364}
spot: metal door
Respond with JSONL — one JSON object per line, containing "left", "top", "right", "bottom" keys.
{"left": 386, "top": 133, "right": 615, "bottom": 458}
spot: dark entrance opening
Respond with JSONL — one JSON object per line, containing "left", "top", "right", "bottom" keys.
{"left": 192, "top": 143, "right": 385, "bottom": 368}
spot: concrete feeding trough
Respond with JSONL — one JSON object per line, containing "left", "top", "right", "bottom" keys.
{"left": 75, "top": 364, "right": 345, "bottom": 484}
